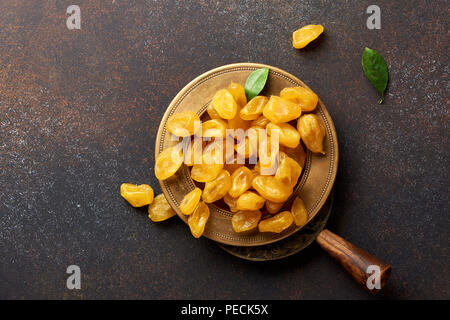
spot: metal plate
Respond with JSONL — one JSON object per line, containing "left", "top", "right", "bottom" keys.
{"left": 155, "top": 62, "right": 339, "bottom": 246}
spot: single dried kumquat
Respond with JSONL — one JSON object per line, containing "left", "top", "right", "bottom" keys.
{"left": 202, "top": 170, "right": 232, "bottom": 203}
{"left": 207, "top": 102, "right": 222, "bottom": 120}
{"left": 250, "top": 115, "right": 270, "bottom": 128}
{"left": 120, "top": 183, "right": 154, "bottom": 207}
{"left": 166, "top": 111, "right": 200, "bottom": 137}
{"left": 252, "top": 175, "right": 292, "bottom": 203}
{"left": 265, "top": 201, "right": 284, "bottom": 214}
{"left": 228, "top": 166, "right": 254, "bottom": 198}
{"left": 292, "top": 24, "right": 324, "bottom": 49}
{"left": 263, "top": 96, "right": 301, "bottom": 124}
{"left": 297, "top": 114, "right": 326, "bottom": 154}
{"left": 155, "top": 147, "right": 183, "bottom": 180}
{"left": 240, "top": 96, "right": 268, "bottom": 120}
{"left": 211, "top": 89, "right": 238, "bottom": 119}
{"left": 266, "top": 122, "right": 301, "bottom": 149}
{"left": 231, "top": 210, "right": 262, "bottom": 233}
{"left": 180, "top": 188, "right": 202, "bottom": 215}
{"left": 280, "top": 86, "right": 318, "bottom": 112}
{"left": 274, "top": 157, "right": 292, "bottom": 185}
{"left": 291, "top": 196, "right": 308, "bottom": 227}
{"left": 191, "top": 147, "right": 224, "bottom": 182}
{"left": 227, "top": 82, "right": 247, "bottom": 107}
{"left": 236, "top": 191, "right": 265, "bottom": 211}
{"left": 200, "top": 119, "right": 228, "bottom": 138}
{"left": 188, "top": 201, "right": 210, "bottom": 238}
{"left": 223, "top": 193, "right": 239, "bottom": 212}
{"left": 148, "top": 194, "right": 176, "bottom": 222}
{"left": 258, "top": 211, "right": 294, "bottom": 233}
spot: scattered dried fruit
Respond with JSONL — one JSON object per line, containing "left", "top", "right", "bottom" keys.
{"left": 120, "top": 183, "right": 154, "bottom": 207}
{"left": 292, "top": 24, "right": 324, "bottom": 49}
{"left": 148, "top": 194, "right": 176, "bottom": 222}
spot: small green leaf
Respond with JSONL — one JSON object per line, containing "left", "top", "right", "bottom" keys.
{"left": 245, "top": 68, "right": 269, "bottom": 101}
{"left": 362, "top": 47, "right": 389, "bottom": 104}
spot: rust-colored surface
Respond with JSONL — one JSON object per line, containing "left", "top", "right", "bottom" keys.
{"left": 0, "top": 0, "right": 448, "bottom": 299}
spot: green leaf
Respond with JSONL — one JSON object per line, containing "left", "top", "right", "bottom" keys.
{"left": 362, "top": 47, "right": 389, "bottom": 104}
{"left": 245, "top": 68, "right": 269, "bottom": 101}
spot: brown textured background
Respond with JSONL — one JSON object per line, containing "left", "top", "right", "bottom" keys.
{"left": 0, "top": 0, "right": 448, "bottom": 299}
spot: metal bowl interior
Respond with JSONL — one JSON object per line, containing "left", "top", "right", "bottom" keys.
{"left": 155, "top": 63, "right": 339, "bottom": 246}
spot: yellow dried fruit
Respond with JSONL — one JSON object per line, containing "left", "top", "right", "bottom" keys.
{"left": 266, "top": 122, "right": 301, "bottom": 148}
{"left": 297, "top": 114, "right": 326, "bottom": 154}
{"left": 202, "top": 170, "right": 232, "bottom": 203}
{"left": 275, "top": 156, "right": 302, "bottom": 188}
{"left": 188, "top": 201, "right": 210, "bottom": 238}
{"left": 252, "top": 175, "right": 292, "bottom": 203}
{"left": 155, "top": 147, "right": 183, "bottom": 180}
{"left": 223, "top": 193, "right": 239, "bottom": 212}
{"left": 166, "top": 111, "right": 200, "bottom": 137}
{"left": 191, "top": 162, "right": 223, "bottom": 183}
{"left": 287, "top": 157, "right": 302, "bottom": 188}
{"left": 274, "top": 157, "right": 292, "bottom": 185}
{"left": 180, "top": 188, "right": 202, "bottom": 215}
{"left": 228, "top": 166, "right": 254, "bottom": 198}
{"left": 263, "top": 96, "right": 301, "bottom": 124}
{"left": 120, "top": 183, "right": 154, "bottom": 207}
{"left": 280, "top": 86, "right": 318, "bottom": 112}
{"left": 227, "top": 82, "right": 247, "bottom": 107}
{"left": 231, "top": 210, "right": 262, "bottom": 233}
{"left": 236, "top": 191, "right": 265, "bottom": 211}
{"left": 291, "top": 196, "right": 308, "bottom": 227}
{"left": 292, "top": 24, "right": 324, "bottom": 49}
{"left": 240, "top": 96, "right": 268, "bottom": 120}
{"left": 258, "top": 211, "right": 294, "bottom": 233}
{"left": 200, "top": 119, "right": 228, "bottom": 138}
{"left": 265, "top": 201, "right": 283, "bottom": 214}
{"left": 207, "top": 102, "right": 222, "bottom": 120}
{"left": 250, "top": 115, "right": 270, "bottom": 128}
{"left": 211, "top": 89, "right": 238, "bottom": 119}
{"left": 190, "top": 147, "right": 224, "bottom": 183}
{"left": 148, "top": 194, "right": 176, "bottom": 222}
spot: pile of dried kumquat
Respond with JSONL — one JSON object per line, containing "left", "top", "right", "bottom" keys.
{"left": 122, "top": 79, "right": 326, "bottom": 239}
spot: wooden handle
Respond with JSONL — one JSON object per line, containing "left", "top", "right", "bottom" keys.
{"left": 316, "top": 229, "right": 391, "bottom": 291}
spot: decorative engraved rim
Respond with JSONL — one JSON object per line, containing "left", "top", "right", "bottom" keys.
{"left": 155, "top": 63, "right": 339, "bottom": 246}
